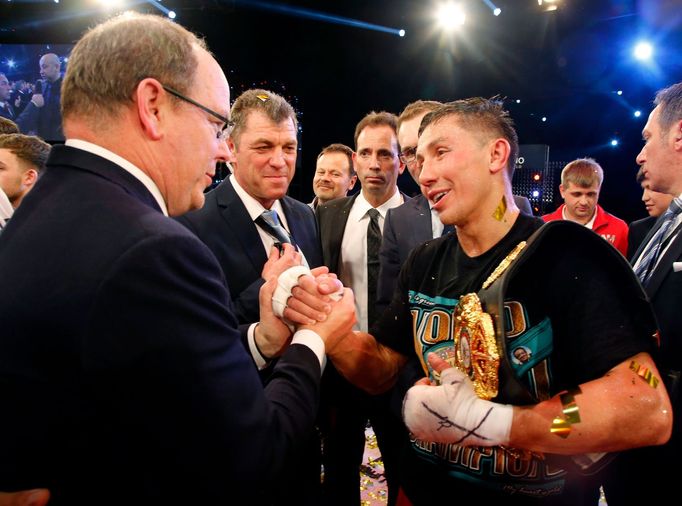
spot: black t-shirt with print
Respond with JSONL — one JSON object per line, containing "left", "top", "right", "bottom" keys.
{"left": 371, "top": 214, "right": 655, "bottom": 504}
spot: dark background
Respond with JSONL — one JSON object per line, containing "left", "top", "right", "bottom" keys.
{"left": 1, "top": 0, "right": 681, "bottom": 221}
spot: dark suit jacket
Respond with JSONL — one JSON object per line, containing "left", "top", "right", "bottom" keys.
{"left": 16, "top": 77, "right": 64, "bottom": 141}
{"left": 0, "top": 145, "right": 321, "bottom": 505}
{"left": 631, "top": 216, "right": 682, "bottom": 374}
{"left": 376, "top": 193, "right": 533, "bottom": 311}
{"left": 316, "top": 192, "right": 410, "bottom": 275}
{"left": 177, "top": 177, "right": 323, "bottom": 324}
{"left": 628, "top": 216, "right": 657, "bottom": 260}
{"left": 0, "top": 101, "right": 15, "bottom": 120}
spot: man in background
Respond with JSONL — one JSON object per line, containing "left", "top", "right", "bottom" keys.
{"left": 0, "top": 133, "right": 50, "bottom": 209}
{"left": 317, "top": 111, "right": 408, "bottom": 506}
{"left": 17, "top": 53, "right": 64, "bottom": 141}
{"left": 543, "top": 157, "right": 628, "bottom": 255}
{"left": 603, "top": 81, "right": 682, "bottom": 505}
{"left": 627, "top": 167, "right": 675, "bottom": 258}
{"left": 309, "top": 142, "right": 356, "bottom": 209}
{"left": 0, "top": 73, "right": 16, "bottom": 121}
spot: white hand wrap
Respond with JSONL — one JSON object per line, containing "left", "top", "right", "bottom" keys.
{"left": 403, "top": 366, "right": 513, "bottom": 447}
{"left": 272, "top": 266, "right": 312, "bottom": 318}
{"left": 272, "top": 266, "right": 344, "bottom": 322}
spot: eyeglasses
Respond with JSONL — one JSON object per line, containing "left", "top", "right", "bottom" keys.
{"left": 162, "top": 85, "right": 234, "bottom": 141}
{"left": 399, "top": 146, "right": 417, "bottom": 165}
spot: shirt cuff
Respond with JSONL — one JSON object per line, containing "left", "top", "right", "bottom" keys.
{"left": 292, "top": 329, "right": 327, "bottom": 373}
{"left": 247, "top": 323, "right": 269, "bottom": 370}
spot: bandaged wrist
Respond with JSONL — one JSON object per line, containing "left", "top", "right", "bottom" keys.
{"left": 402, "top": 366, "right": 513, "bottom": 447}
{"left": 272, "top": 265, "right": 312, "bottom": 318}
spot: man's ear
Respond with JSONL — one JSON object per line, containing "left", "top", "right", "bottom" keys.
{"left": 488, "top": 138, "right": 511, "bottom": 175}
{"left": 673, "top": 119, "right": 682, "bottom": 152}
{"left": 559, "top": 183, "right": 566, "bottom": 199}
{"left": 348, "top": 174, "right": 358, "bottom": 191}
{"left": 22, "top": 168, "right": 38, "bottom": 189}
{"left": 134, "top": 78, "right": 166, "bottom": 141}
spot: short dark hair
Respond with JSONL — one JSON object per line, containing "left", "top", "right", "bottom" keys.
{"left": 317, "top": 143, "right": 355, "bottom": 177}
{"left": 230, "top": 89, "right": 297, "bottom": 147}
{"left": 419, "top": 97, "right": 519, "bottom": 179}
{"left": 353, "top": 111, "right": 398, "bottom": 149}
{"left": 654, "top": 82, "right": 682, "bottom": 134}
{"left": 0, "top": 134, "right": 51, "bottom": 174}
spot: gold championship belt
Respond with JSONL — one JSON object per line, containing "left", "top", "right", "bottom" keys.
{"left": 452, "top": 293, "right": 499, "bottom": 400}
{"left": 445, "top": 242, "right": 527, "bottom": 401}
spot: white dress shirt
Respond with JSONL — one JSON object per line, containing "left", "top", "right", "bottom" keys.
{"left": 230, "top": 174, "right": 309, "bottom": 267}
{"left": 339, "top": 189, "right": 404, "bottom": 332}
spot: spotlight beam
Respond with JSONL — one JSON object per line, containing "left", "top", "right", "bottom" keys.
{"left": 480, "top": 0, "right": 501, "bottom": 16}
{"left": 234, "top": 0, "right": 404, "bottom": 36}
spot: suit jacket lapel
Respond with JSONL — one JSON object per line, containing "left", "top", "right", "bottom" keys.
{"left": 645, "top": 231, "right": 682, "bottom": 297}
{"left": 215, "top": 179, "right": 268, "bottom": 274}
{"left": 322, "top": 194, "right": 357, "bottom": 271}
{"left": 631, "top": 213, "right": 666, "bottom": 266}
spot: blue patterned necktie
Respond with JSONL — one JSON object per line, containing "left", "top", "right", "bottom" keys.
{"left": 634, "top": 197, "right": 682, "bottom": 286}
{"left": 255, "top": 209, "right": 295, "bottom": 248}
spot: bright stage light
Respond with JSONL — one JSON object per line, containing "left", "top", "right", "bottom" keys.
{"left": 610, "top": 139, "right": 619, "bottom": 147}
{"left": 634, "top": 110, "right": 642, "bottom": 118}
{"left": 437, "top": 3, "right": 466, "bottom": 31}
{"left": 617, "top": 90, "right": 623, "bottom": 95}
{"left": 399, "top": 29, "right": 406, "bottom": 37}
{"left": 541, "top": 116, "right": 547, "bottom": 122}
{"left": 168, "top": 10, "right": 176, "bottom": 19}
{"left": 633, "top": 41, "right": 653, "bottom": 61}
{"left": 493, "top": 8, "right": 501, "bottom": 16}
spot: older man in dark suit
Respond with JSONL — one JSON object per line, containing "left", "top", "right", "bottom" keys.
{"left": 177, "top": 89, "right": 325, "bottom": 504}
{"left": 178, "top": 89, "right": 322, "bottom": 325}
{"left": 602, "top": 82, "right": 682, "bottom": 505}
{"left": 0, "top": 13, "right": 354, "bottom": 506}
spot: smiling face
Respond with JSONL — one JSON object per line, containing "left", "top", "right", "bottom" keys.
{"left": 353, "top": 124, "right": 404, "bottom": 206}
{"left": 229, "top": 110, "right": 297, "bottom": 209}
{"left": 417, "top": 116, "right": 493, "bottom": 227}
{"left": 313, "top": 151, "right": 356, "bottom": 204}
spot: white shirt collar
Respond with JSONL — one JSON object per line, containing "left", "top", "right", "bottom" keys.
{"left": 229, "top": 174, "right": 288, "bottom": 228}
{"left": 349, "top": 188, "right": 403, "bottom": 222}
{"left": 65, "top": 139, "right": 168, "bottom": 216}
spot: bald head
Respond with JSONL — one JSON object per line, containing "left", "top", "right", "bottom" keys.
{"left": 39, "top": 53, "right": 61, "bottom": 82}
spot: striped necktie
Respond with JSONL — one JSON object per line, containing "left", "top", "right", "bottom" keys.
{"left": 634, "top": 197, "right": 682, "bottom": 286}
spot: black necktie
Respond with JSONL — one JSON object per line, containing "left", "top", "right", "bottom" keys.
{"left": 255, "top": 209, "right": 296, "bottom": 249}
{"left": 366, "top": 208, "right": 382, "bottom": 327}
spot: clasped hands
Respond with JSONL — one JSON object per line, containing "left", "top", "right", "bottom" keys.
{"left": 255, "top": 244, "right": 356, "bottom": 359}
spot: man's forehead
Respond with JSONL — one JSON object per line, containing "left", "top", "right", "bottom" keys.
{"left": 357, "top": 124, "right": 397, "bottom": 147}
